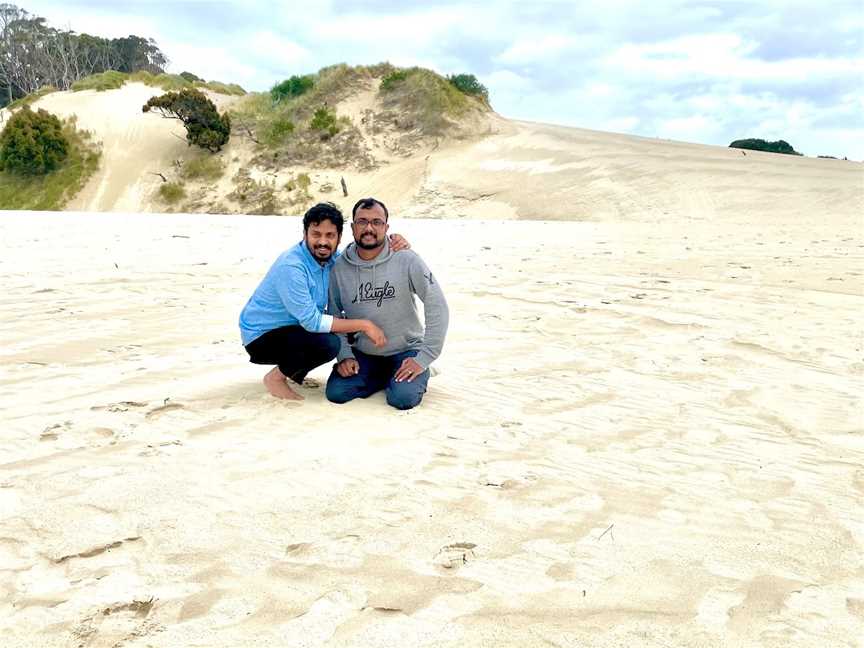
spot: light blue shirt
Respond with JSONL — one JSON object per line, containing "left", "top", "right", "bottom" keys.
{"left": 239, "top": 241, "right": 337, "bottom": 346}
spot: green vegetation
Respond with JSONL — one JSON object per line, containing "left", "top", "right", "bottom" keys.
{"left": 68, "top": 70, "right": 244, "bottom": 96}
{"left": 198, "top": 81, "right": 246, "bottom": 96}
{"left": 0, "top": 106, "right": 68, "bottom": 174}
{"left": 0, "top": 115, "right": 101, "bottom": 209}
{"left": 7, "top": 86, "right": 58, "bottom": 110}
{"left": 143, "top": 88, "right": 231, "bottom": 152}
{"left": 232, "top": 62, "right": 488, "bottom": 152}
{"left": 284, "top": 172, "right": 312, "bottom": 208}
{"left": 229, "top": 169, "right": 284, "bottom": 214}
{"left": 271, "top": 75, "right": 314, "bottom": 102}
{"left": 136, "top": 72, "right": 191, "bottom": 91}
{"left": 71, "top": 70, "right": 128, "bottom": 92}
{"left": 380, "top": 69, "right": 410, "bottom": 91}
{"left": 180, "top": 71, "right": 204, "bottom": 83}
{"left": 232, "top": 64, "right": 363, "bottom": 150}
{"left": 310, "top": 106, "right": 340, "bottom": 138}
{"left": 262, "top": 118, "right": 295, "bottom": 146}
{"left": 378, "top": 66, "right": 482, "bottom": 134}
{"left": 158, "top": 181, "right": 186, "bottom": 204}
{"left": 182, "top": 155, "right": 225, "bottom": 181}
{"left": 729, "top": 138, "right": 802, "bottom": 156}
{"left": 285, "top": 172, "right": 311, "bottom": 192}
{"left": 447, "top": 73, "right": 489, "bottom": 101}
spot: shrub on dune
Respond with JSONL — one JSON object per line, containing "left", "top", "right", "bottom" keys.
{"left": 182, "top": 155, "right": 225, "bottom": 181}
{"left": 0, "top": 106, "right": 69, "bottom": 175}
{"left": 71, "top": 71, "right": 128, "bottom": 92}
{"left": 158, "top": 181, "right": 185, "bottom": 204}
{"left": 310, "top": 106, "right": 340, "bottom": 138}
{"left": 0, "top": 113, "right": 101, "bottom": 210}
{"left": 271, "top": 75, "right": 314, "bottom": 103}
{"left": 447, "top": 73, "right": 489, "bottom": 102}
{"left": 143, "top": 88, "right": 231, "bottom": 152}
{"left": 729, "top": 138, "right": 803, "bottom": 156}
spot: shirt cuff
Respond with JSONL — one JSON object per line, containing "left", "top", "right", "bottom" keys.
{"left": 317, "top": 314, "right": 334, "bottom": 333}
{"left": 414, "top": 351, "right": 435, "bottom": 370}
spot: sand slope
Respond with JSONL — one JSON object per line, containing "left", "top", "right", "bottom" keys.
{"left": 1, "top": 206, "right": 862, "bottom": 646}
{"left": 10, "top": 83, "right": 861, "bottom": 223}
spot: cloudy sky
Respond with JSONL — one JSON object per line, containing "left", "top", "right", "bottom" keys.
{"left": 24, "top": 0, "right": 864, "bottom": 159}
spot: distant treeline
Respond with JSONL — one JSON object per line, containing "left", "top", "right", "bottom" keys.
{"left": 729, "top": 138, "right": 802, "bottom": 156}
{"left": 0, "top": 3, "right": 167, "bottom": 107}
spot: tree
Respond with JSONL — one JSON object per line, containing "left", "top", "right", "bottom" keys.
{"left": 270, "top": 74, "right": 314, "bottom": 102}
{"left": 0, "top": 4, "right": 169, "bottom": 107}
{"left": 0, "top": 105, "right": 68, "bottom": 174}
{"left": 111, "top": 35, "right": 167, "bottom": 73}
{"left": 729, "top": 138, "right": 802, "bottom": 156}
{"left": 143, "top": 88, "right": 231, "bottom": 152}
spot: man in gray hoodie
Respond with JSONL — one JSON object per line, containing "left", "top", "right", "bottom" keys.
{"left": 325, "top": 197, "right": 449, "bottom": 410}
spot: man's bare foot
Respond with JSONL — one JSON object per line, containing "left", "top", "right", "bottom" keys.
{"left": 263, "top": 367, "right": 304, "bottom": 401}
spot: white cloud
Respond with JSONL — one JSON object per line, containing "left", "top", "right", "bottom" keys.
{"left": 18, "top": 0, "right": 864, "bottom": 158}
{"left": 495, "top": 35, "right": 581, "bottom": 65}
{"left": 247, "top": 32, "right": 312, "bottom": 66}
{"left": 162, "top": 42, "right": 264, "bottom": 87}
{"left": 607, "top": 33, "right": 863, "bottom": 83}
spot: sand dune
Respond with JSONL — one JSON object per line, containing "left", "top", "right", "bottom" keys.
{"left": 1, "top": 202, "right": 862, "bottom": 645}
{"left": 9, "top": 83, "right": 861, "bottom": 224}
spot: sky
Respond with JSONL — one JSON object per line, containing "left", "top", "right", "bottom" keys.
{"left": 22, "top": 0, "right": 864, "bottom": 159}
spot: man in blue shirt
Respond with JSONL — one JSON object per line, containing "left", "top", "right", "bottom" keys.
{"left": 239, "top": 202, "right": 408, "bottom": 401}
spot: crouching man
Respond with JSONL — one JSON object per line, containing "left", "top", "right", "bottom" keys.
{"left": 326, "top": 197, "right": 449, "bottom": 410}
{"left": 239, "top": 202, "right": 410, "bottom": 401}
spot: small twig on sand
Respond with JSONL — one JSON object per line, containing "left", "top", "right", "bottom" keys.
{"left": 237, "top": 121, "right": 260, "bottom": 144}
{"left": 597, "top": 523, "right": 614, "bottom": 541}
{"left": 149, "top": 172, "right": 168, "bottom": 182}
{"left": 341, "top": 176, "right": 348, "bottom": 197}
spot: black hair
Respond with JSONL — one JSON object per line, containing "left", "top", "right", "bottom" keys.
{"left": 303, "top": 202, "right": 344, "bottom": 235}
{"left": 351, "top": 197, "right": 389, "bottom": 221}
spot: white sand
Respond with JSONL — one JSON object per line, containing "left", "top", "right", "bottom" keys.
{"left": 1, "top": 81, "right": 863, "bottom": 646}
{"left": 1, "top": 204, "right": 862, "bottom": 645}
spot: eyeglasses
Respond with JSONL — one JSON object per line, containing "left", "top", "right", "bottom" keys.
{"left": 353, "top": 218, "right": 386, "bottom": 228}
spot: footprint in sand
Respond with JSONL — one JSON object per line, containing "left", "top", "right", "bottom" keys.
{"left": 91, "top": 401, "right": 148, "bottom": 413}
{"left": 434, "top": 542, "right": 477, "bottom": 569}
{"left": 40, "top": 423, "right": 63, "bottom": 441}
{"left": 145, "top": 402, "right": 185, "bottom": 419}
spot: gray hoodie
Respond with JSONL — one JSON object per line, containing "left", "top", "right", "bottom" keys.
{"left": 328, "top": 240, "right": 449, "bottom": 369}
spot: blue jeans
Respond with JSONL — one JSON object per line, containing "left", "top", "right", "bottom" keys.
{"left": 325, "top": 349, "right": 429, "bottom": 410}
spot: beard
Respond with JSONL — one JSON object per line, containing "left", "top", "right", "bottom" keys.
{"left": 356, "top": 233, "right": 383, "bottom": 250}
{"left": 309, "top": 242, "right": 334, "bottom": 260}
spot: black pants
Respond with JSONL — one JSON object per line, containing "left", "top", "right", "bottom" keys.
{"left": 245, "top": 326, "right": 341, "bottom": 384}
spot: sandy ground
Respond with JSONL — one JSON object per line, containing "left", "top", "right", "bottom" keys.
{"left": 1, "top": 207, "right": 863, "bottom": 646}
